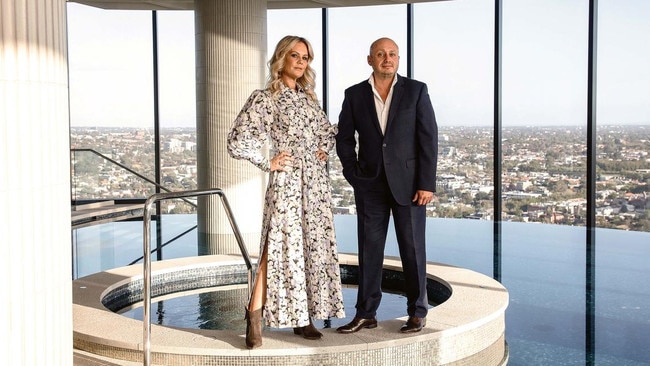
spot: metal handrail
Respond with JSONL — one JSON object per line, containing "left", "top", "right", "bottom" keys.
{"left": 71, "top": 148, "right": 197, "bottom": 208}
{"left": 142, "top": 188, "right": 253, "bottom": 366}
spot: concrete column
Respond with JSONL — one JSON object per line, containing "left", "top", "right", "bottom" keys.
{"left": 0, "top": 0, "right": 72, "bottom": 364}
{"left": 194, "top": 0, "right": 267, "bottom": 256}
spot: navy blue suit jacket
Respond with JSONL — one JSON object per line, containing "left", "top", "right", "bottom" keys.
{"left": 336, "top": 74, "right": 438, "bottom": 206}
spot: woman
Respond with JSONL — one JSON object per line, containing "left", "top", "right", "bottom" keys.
{"left": 227, "top": 35, "right": 345, "bottom": 349}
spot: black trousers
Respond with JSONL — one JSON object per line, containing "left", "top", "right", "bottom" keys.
{"left": 353, "top": 173, "right": 429, "bottom": 319}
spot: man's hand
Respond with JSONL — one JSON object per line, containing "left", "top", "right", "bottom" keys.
{"left": 412, "top": 190, "right": 434, "bottom": 206}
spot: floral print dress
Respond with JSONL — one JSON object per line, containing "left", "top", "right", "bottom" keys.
{"left": 227, "top": 85, "right": 345, "bottom": 328}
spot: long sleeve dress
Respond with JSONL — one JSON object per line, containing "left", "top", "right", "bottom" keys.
{"left": 227, "top": 85, "right": 345, "bottom": 328}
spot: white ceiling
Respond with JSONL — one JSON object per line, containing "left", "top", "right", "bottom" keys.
{"left": 67, "top": 0, "right": 446, "bottom": 11}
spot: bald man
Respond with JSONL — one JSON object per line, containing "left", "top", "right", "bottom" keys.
{"left": 335, "top": 37, "right": 438, "bottom": 334}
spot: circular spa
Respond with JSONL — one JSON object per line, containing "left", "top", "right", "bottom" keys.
{"left": 73, "top": 254, "right": 509, "bottom": 366}
{"left": 119, "top": 286, "right": 431, "bottom": 332}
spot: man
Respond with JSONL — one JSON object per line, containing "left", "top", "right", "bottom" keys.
{"left": 335, "top": 37, "right": 438, "bottom": 334}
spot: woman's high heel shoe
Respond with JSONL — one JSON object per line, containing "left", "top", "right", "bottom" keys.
{"left": 245, "top": 307, "right": 263, "bottom": 349}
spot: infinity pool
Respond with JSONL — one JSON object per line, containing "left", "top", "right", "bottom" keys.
{"left": 72, "top": 215, "right": 650, "bottom": 365}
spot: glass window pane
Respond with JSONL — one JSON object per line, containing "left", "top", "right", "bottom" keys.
{"left": 501, "top": 1, "right": 589, "bottom": 364}
{"left": 68, "top": 4, "right": 155, "bottom": 201}
{"left": 155, "top": 11, "right": 199, "bottom": 255}
{"left": 596, "top": 1, "right": 650, "bottom": 233}
{"left": 158, "top": 11, "right": 197, "bottom": 214}
{"left": 413, "top": 0, "right": 494, "bottom": 275}
{"left": 596, "top": 1, "right": 650, "bottom": 364}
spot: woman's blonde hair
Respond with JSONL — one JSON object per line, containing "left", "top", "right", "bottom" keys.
{"left": 267, "top": 35, "right": 318, "bottom": 102}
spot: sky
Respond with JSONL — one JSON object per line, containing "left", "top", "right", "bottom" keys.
{"left": 66, "top": 0, "right": 650, "bottom": 128}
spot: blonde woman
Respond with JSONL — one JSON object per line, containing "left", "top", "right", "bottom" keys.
{"left": 228, "top": 35, "right": 345, "bottom": 349}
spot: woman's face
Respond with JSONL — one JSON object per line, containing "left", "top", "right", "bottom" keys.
{"left": 281, "top": 41, "right": 309, "bottom": 83}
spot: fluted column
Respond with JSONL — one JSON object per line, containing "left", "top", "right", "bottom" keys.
{"left": 0, "top": 0, "right": 72, "bottom": 365}
{"left": 195, "top": 0, "right": 267, "bottom": 256}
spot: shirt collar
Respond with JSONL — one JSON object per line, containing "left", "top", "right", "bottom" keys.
{"left": 368, "top": 73, "right": 398, "bottom": 89}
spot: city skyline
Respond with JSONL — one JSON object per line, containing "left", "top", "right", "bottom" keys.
{"left": 70, "top": 123, "right": 650, "bottom": 232}
{"left": 67, "top": 1, "right": 650, "bottom": 128}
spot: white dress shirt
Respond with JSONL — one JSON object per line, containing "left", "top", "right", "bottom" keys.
{"left": 368, "top": 74, "right": 398, "bottom": 135}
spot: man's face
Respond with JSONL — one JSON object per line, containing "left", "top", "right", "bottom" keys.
{"left": 367, "top": 39, "right": 400, "bottom": 78}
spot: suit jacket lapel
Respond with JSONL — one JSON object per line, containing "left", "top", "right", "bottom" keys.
{"left": 385, "top": 75, "right": 404, "bottom": 135}
{"left": 361, "top": 82, "right": 383, "bottom": 135}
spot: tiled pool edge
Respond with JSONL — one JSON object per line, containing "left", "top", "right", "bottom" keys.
{"left": 73, "top": 254, "right": 509, "bottom": 365}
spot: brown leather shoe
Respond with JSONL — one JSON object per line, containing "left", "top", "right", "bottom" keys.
{"left": 336, "top": 317, "right": 378, "bottom": 334}
{"left": 293, "top": 318, "right": 323, "bottom": 340}
{"left": 400, "top": 316, "right": 426, "bottom": 333}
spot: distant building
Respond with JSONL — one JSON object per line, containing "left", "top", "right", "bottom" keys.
{"left": 184, "top": 141, "right": 197, "bottom": 151}
{"left": 164, "top": 138, "right": 183, "bottom": 153}
{"left": 442, "top": 146, "right": 456, "bottom": 157}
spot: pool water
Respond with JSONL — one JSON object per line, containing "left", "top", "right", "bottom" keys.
{"left": 120, "top": 286, "right": 413, "bottom": 331}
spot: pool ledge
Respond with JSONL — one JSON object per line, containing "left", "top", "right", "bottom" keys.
{"left": 73, "top": 254, "right": 509, "bottom": 365}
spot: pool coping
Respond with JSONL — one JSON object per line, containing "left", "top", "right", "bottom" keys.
{"left": 73, "top": 253, "right": 509, "bottom": 365}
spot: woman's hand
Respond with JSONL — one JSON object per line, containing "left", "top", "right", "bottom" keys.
{"left": 316, "top": 149, "right": 329, "bottom": 162}
{"left": 270, "top": 151, "right": 293, "bottom": 171}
